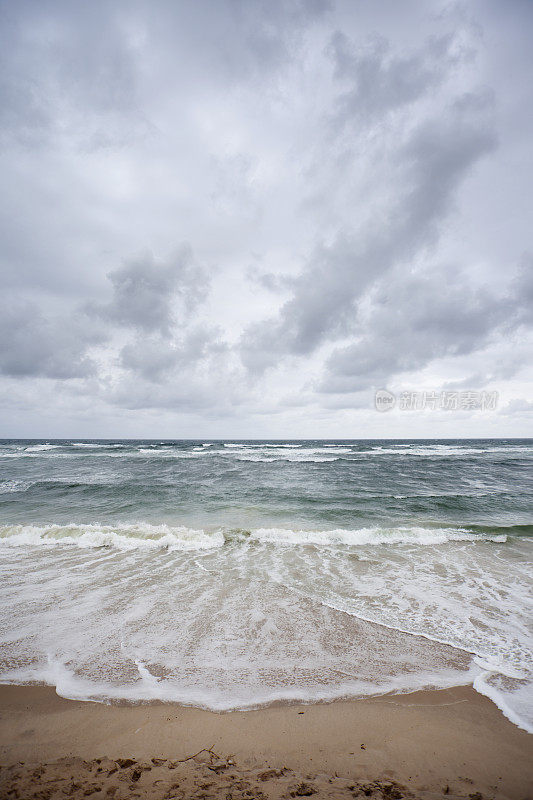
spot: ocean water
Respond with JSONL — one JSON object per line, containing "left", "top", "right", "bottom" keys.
{"left": 0, "top": 439, "right": 531, "bottom": 731}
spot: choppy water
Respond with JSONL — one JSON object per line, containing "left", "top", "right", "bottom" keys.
{"left": 0, "top": 439, "right": 531, "bottom": 730}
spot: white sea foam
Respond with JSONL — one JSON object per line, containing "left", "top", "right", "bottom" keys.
{"left": 236, "top": 454, "right": 339, "bottom": 462}
{"left": 0, "top": 521, "right": 529, "bottom": 730}
{"left": 257, "top": 444, "right": 303, "bottom": 448}
{"left": 473, "top": 663, "right": 533, "bottom": 733}
{"left": 2, "top": 442, "right": 530, "bottom": 461}
{"left": 137, "top": 448, "right": 206, "bottom": 458}
{"left": 0, "top": 480, "right": 31, "bottom": 493}
{"left": 232, "top": 445, "right": 351, "bottom": 462}
{"left": 236, "top": 455, "right": 276, "bottom": 462}
{"left": 223, "top": 443, "right": 303, "bottom": 449}
{"left": 0, "top": 656, "right": 481, "bottom": 712}
{"left": 354, "top": 444, "right": 533, "bottom": 457}
{"left": 0, "top": 523, "right": 508, "bottom": 550}
{"left": 0, "top": 438, "right": 530, "bottom": 730}
{"left": 0, "top": 523, "right": 225, "bottom": 551}
{"left": 250, "top": 526, "right": 507, "bottom": 547}
{"left": 71, "top": 442, "right": 118, "bottom": 448}
{"left": 24, "top": 443, "right": 60, "bottom": 452}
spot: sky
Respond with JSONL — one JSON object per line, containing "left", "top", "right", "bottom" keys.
{"left": 0, "top": 0, "right": 532, "bottom": 439}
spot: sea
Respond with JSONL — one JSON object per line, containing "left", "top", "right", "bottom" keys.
{"left": 0, "top": 439, "right": 531, "bottom": 731}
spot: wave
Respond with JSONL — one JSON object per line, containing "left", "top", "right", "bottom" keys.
{"left": 464, "top": 523, "right": 533, "bottom": 537}
{"left": 0, "top": 480, "right": 32, "bottom": 493}
{"left": 23, "top": 443, "right": 60, "bottom": 452}
{"left": 473, "top": 664, "right": 533, "bottom": 733}
{"left": 250, "top": 526, "right": 507, "bottom": 547}
{"left": 233, "top": 446, "right": 352, "bottom": 462}
{"left": 70, "top": 442, "right": 126, "bottom": 449}
{"left": 1, "top": 653, "right": 528, "bottom": 731}
{"left": 244, "top": 443, "right": 304, "bottom": 449}
{"left": 236, "top": 454, "right": 339, "bottom": 462}
{"left": 138, "top": 448, "right": 202, "bottom": 457}
{"left": 354, "top": 445, "right": 533, "bottom": 457}
{"left": 0, "top": 523, "right": 510, "bottom": 552}
{"left": 0, "top": 656, "right": 482, "bottom": 714}
{"left": 1, "top": 441, "right": 531, "bottom": 462}
{"left": 0, "top": 523, "right": 225, "bottom": 551}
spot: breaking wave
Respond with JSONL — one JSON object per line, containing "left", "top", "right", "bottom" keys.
{"left": 0, "top": 523, "right": 225, "bottom": 551}
{"left": 250, "top": 526, "right": 508, "bottom": 547}
{"left": 0, "top": 523, "right": 509, "bottom": 551}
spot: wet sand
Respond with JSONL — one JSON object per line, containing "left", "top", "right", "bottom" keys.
{"left": 0, "top": 684, "right": 531, "bottom": 799}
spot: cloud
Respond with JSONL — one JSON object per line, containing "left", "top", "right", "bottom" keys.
{"left": 512, "top": 254, "right": 533, "bottom": 326}
{"left": 222, "top": 0, "right": 332, "bottom": 76}
{"left": 0, "top": 0, "right": 331, "bottom": 156}
{"left": 240, "top": 85, "right": 496, "bottom": 371}
{"left": 119, "top": 326, "right": 226, "bottom": 382}
{"left": 105, "top": 341, "right": 243, "bottom": 413}
{"left": 0, "top": 300, "right": 101, "bottom": 379}
{"left": 500, "top": 399, "right": 533, "bottom": 417}
{"left": 320, "top": 263, "right": 523, "bottom": 393}
{"left": 91, "top": 246, "right": 210, "bottom": 334}
{"left": 0, "top": 0, "right": 531, "bottom": 436}
{"left": 0, "top": 2, "right": 150, "bottom": 151}
{"left": 0, "top": 242, "right": 214, "bottom": 388}
{"left": 328, "top": 30, "right": 467, "bottom": 124}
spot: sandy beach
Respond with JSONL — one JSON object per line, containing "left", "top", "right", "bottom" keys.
{"left": 0, "top": 684, "right": 531, "bottom": 799}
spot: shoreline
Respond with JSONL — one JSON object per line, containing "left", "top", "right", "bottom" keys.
{"left": 0, "top": 684, "right": 531, "bottom": 799}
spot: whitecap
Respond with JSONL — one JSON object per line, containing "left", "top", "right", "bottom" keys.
{"left": 0, "top": 523, "right": 225, "bottom": 552}
{"left": 250, "top": 526, "right": 507, "bottom": 547}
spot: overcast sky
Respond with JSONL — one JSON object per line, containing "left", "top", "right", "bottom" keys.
{"left": 1, "top": 0, "right": 532, "bottom": 438}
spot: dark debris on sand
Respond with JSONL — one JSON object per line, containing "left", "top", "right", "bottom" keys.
{"left": 0, "top": 753, "right": 477, "bottom": 799}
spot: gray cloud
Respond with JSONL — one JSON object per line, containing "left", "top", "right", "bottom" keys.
{"left": 0, "top": 0, "right": 531, "bottom": 435}
{"left": 513, "top": 255, "right": 533, "bottom": 325}
{"left": 119, "top": 326, "right": 226, "bottom": 382}
{"left": 0, "top": 2, "right": 149, "bottom": 151}
{"left": 240, "top": 86, "right": 496, "bottom": 371}
{"left": 328, "top": 30, "right": 465, "bottom": 124}
{"left": 0, "top": 0, "right": 330, "bottom": 156}
{"left": 0, "top": 243, "right": 213, "bottom": 383}
{"left": 500, "top": 399, "right": 533, "bottom": 417}
{"left": 91, "top": 247, "right": 210, "bottom": 334}
{"left": 0, "top": 300, "right": 101, "bottom": 380}
{"left": 106, "top": 341, "right": 243, "bottom": 413}
{"left": 320, "top": 264, "right": 525, "bottom": 393}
